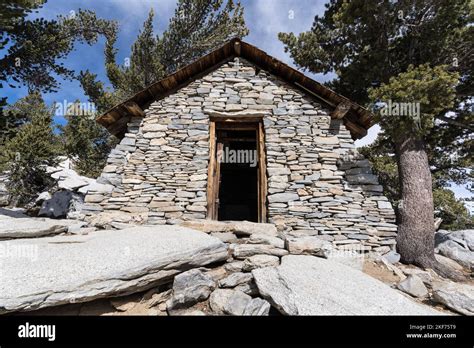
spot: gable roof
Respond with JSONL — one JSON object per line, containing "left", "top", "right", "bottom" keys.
{"left": 97, "top": 38, "right": 372, "bottom": 139}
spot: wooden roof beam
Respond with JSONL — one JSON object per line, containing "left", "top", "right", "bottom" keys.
{"left": 331, "top": 102, "right": 352, "bottom": 119}
{"left": 123, "top": 101, "right": 145, "bottom": 118}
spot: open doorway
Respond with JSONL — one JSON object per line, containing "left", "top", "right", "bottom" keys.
{"left": 207, "top": 118, "right": 267, "bottom": 223}
{"left": 217, "top": 129, "right": 258, "bottom": 221}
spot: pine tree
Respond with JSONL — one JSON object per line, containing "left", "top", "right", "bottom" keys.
{"left": 1, "top": 93, "right": 59, "bottom": 204}
{"left": 60, "top": 102, "right": 117, "bottom": 178}
{"left": 279, "top": 0, "right": 472, "bottom": 279}
{"left": 0, "top": 1, "right": 117, "bottom": 93}
{"left": 79, "top": 0, "right": 249, "bottom": 111}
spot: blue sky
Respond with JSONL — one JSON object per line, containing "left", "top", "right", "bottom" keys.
{"left": 2, "top": 0, "right": 472, "bottom": 206}
{"left": 4, "top": 0, "right": 331, "bottom": 117}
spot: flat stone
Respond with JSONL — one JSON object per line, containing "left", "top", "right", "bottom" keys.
{"left": 397, "top": 275, "right": 428, "bottom": 298}
{"left": 210, "top": 232, "right": 236, "bottom": 242}
{"left": 142, "top": 124, "right": 167, "bottom": 132}
{"left": 224, "top": 261, "right": 244, "bottom": 273}
{"left": 167, "top": 269, "right": 216, "bottom": 309}
{"left": 267, "top": 168, "right": 291, "bottom": 176}
{"left": 285, "top": 236, "right": 333, "bottom": 258}
{"left": 267, "top": 193, "right": 299, "bottom": 203}
{"left": 382, "top": 250, "right": 400, "bottom": 264}
{"left": 232, "top": 244, "right": 289, "bottom": 259}
{"left": 0, "top": 218, "right": 76, "bottom": 239}
{"left": 249, "top": 234, "right": 285, "bottom": 248}
{"left": 181, "top": 220, "right": 278, "bottom": 236}
{"left": 448, "top": 230, "right": 474, "bottom": 251}
{"left": 436, "top": 240, "right": 473, "bottom": 270}
{"left": 80, "top": 182, "right": 114, "bottom": 196}
{"left": 0, "top": 226, "right": 228, "bottom": 314}
{"left": 150, "top": 138, "right": 167, "bottom": 146}
{"left": 218, "top": 272, "right": 253, "bottom": 288}
{"left": 252, "top": 255, "right": 440, "bottom": 315}
{"left": 242, "top": 297, "right": 271, "bottom": 316}
{"left": 432, "top": 281, "right": 474, "bottom": 315}
{"left": 377, "top": 201, "right": 393, "bottom": 210}
{"left": 315, "top": 136, "right": 339, "bottom": 145}
{"left": 400, "top": 267, "right": 432, "bottom": 285}
{"left": 209, "top": 288, "right": 265, "bottom": 315}
{"left": 243, "top": 254, "right": 280, "bottom": 271}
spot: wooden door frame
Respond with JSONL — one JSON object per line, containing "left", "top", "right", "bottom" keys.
{"left": 206, "top": 116, "right": 267, "bottom": 222}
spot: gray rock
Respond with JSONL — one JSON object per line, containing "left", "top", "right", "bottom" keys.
{"left": 0, "top": 226, "right": 228, "bottom": 314}
{"left": 435, "top": 254, "right": 465, "bottom": 272}
{"left": 285, "top": 236, "right": 333, "bottom": 258}
{"left": 0, "top": 175, "right": 9, "bottom": 206}
{"left": 78, "top": 182, "right": 114, "bottom": 195}
{"left": 441, "top": 230, "right": 474, "bottom": 251}
{"left": 169, "top": 308, "right": 207, "bottom": 316}
{"left": 218, "top": 272, "right": 253, "bottom": 288}
{"left": 377, "top": 201, "right": 393, "bottom": 210}
{"left": 432, "top": 281, "right": 474, "bottom": 315}
{"left": 243, "top": 297, "right": 271, "bottom": 315}
{"left": 453, "top": 230, "right": 474, "bottom": 251}
{"left": 243, "top": 254, "right": 280, "bottom": 271}
{"left": 232, "top": 244, "right": 289, "bottom": 259}
{"left": 400, "top": 267, "right": 433, "bottom": 285}
{"left": 252, "top": 255, "right": 440, "bottom": 315}
{"left": 315, "top": 136, "right": 339, "bottom": 145}
{"left": 267, "top": 193, "right": 299, "bottom": 203}
{"left": 51, "top": 168, "right": 93, "bottom": 191}
{"left": 234, "top": 281, "right": 259, "bottom": 296}
{"left": 249, "top": 233, "right": 285, "bottom": 248}
{"left": 0, "top": 218, "right": 75, "bottom": 239}
{"left": 209, "top": 288, "right": 252, "bottom": 315}
{"left": 168, "top": 269, "right": 216, "bottom": 309}
{"left": 145, "top": 289, "right": 172, "bottom": 308}
{"left": 210, "top": 232, "right": 236, "bottom": 242}
{"left": 39, "top": 191, "right": 73, "bottom": 218}
{"left": 181, "top": 220, "right": 278, "bottom": 237}
{"left": 397, "top": 275, "right": 429, "bottom": 298}
{"left": 224, "top": 261, "right": 244, "bottom": 273}
{"left": 436, "top": 240, "right": 473, "bottom": 270}
{"left": 382, "top": 250, "right": 401, "bottom": 264}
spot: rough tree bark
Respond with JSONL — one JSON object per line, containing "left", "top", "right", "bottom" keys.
{"left": 395, "top": 132, "right": 462, "bottom": 280}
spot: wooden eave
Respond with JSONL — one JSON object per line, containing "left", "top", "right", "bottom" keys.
{"left": 97, "top": 38, "right": 373, "bottom": 139}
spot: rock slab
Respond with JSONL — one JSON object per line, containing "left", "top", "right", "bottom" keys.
{"left": 252, "top": 255, "right": 441, "bottom": 315}
{"left": 0, "top": 218, "right": 76, "bottom": 239}
{"left": 432, "top": 281, "right": 474, "bottom": 315}
{"left": 0, "top": 226, "right": 228, "bottom": 314}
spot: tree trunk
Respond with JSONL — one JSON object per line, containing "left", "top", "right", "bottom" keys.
{"left": 394, "top": 132, "right": 462, "bottom": 280}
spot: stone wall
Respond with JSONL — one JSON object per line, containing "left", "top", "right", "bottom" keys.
{"left": 83, "top": 58, "right": 397, "bottom": 252}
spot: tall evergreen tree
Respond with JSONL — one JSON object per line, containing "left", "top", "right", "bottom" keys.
{"left": 60, "top": 102, "right": 117, "bottom": 178}
{"left": 1, "top": 93, "right": 58, "bottom": 204}
{"left": 79, "top": 0, "right": 249, "bottom": 112}
{"left": 279, "top": 0, "right": 472, "bottom": 278}
{"left": 0, "top": 1, "right": 117, "bottom": 93}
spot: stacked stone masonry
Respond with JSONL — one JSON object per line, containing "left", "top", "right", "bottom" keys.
{"left": 84, "top": 58, "right": 397, "bottom": 253}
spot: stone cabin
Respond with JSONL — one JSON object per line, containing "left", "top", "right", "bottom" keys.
{"left": 84, "top": 38, "right": 397, "bottom": 254}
